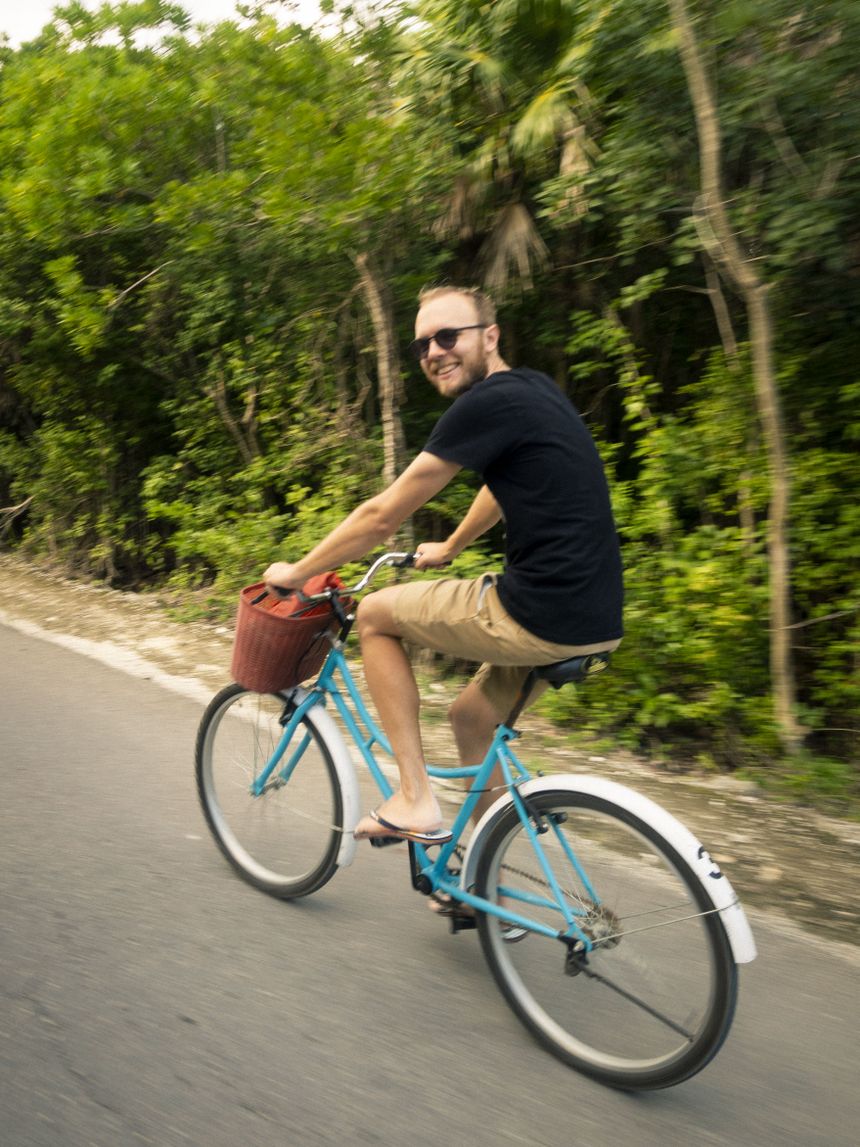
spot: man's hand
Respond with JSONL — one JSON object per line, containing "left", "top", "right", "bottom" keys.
{"left": 414, "top": 541, "right": 455, "bottom": 570}
{"left": 262, "top": 561, "right": 306, "bottom": 596}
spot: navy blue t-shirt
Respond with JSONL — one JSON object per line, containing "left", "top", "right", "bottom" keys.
{"left": 423, "top": 367, "right": 623, "bottom": 645}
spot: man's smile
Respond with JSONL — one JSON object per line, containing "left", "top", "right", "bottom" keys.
{"left": 434, "top": 361, "right": 459, "bottom": 379}
{"left": 429, "top": 360, "right": 464, "bottom": 392}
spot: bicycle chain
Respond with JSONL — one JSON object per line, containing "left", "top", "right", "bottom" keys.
{"left": 452, "top": 844, "right": 582, "bottom": 904}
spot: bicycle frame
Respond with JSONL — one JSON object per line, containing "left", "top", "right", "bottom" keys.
{"left": 254, "top": 634, "right": 599, "bottom": 951}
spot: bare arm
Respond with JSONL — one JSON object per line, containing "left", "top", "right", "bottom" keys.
{"left": 414, "top": 484, "right": 502, "bottom": 570}
{"left": 263, "top": 451, "right": 461, "bottom": 590}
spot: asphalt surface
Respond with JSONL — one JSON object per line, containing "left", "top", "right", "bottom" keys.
{"left": 2, "top": 623, "right": 859, "bottom": 1146}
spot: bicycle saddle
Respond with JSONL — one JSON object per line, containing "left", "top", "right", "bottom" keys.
{"left": 534, "top": 652, "right": 611, "bottom": 688}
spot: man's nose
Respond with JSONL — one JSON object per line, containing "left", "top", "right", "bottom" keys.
{"left": 426, "top": 335, "right": 447, "bottom": 360}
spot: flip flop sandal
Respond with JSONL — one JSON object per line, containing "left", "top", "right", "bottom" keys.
{"left": 358, "top": 809, "right": 454, "bottom": 847}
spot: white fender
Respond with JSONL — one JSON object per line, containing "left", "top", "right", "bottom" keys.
{"left": 293, "top": 695, "right": 361, "bottom": 869}
{"left": 460, "top": 774, "right": 756, "bottom": 965}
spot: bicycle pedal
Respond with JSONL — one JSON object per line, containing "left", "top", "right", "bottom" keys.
{"left": 368, "top": 835, "right": 406, "bottom": 849}
{"left": 449, "top": 913, "right": 478, "bottom": 934}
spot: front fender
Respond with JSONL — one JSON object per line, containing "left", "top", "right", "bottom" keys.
{"left": 286, "top": 690, "right": 360, "bottom": 870}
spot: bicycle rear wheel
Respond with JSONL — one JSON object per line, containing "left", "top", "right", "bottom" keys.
{"left": 475, "top": 790, "right": 737, "bottom": 1090}
{"left": 196, "top": 683, "right": 343, "bottom": 898}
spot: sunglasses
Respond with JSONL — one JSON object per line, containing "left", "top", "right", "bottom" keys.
{"left": 408, "top": 324, "right": 487, "bottom": 361}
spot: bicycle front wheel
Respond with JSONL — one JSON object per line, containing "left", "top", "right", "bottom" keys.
{"left": 195, "top": 684, "right": 344, "bottom": 899}
{"left": 475, "top": 790, "right": 737, "bottom": 1090}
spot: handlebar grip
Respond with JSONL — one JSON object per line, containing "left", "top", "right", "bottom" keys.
{"left": 392, "top": 553, "right": 416, "bottom": 569}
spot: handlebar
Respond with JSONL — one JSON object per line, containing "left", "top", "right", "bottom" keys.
{"left": 261, "top": 551, "right": 416, "bottom": 607}
{"left": 350, "top": 550, "right": 414, "bottom": 594}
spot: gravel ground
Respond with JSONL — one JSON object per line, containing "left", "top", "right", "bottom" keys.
{"left": 2, "top": 551, "right": 857, "bottom": 950}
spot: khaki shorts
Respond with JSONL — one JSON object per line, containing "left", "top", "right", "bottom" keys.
{"left": 392, "top": 575, "right": 620, "bottom": 719}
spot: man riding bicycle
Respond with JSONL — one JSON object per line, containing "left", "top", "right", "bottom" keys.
{"left": 263, "top": 285, "right": 623, "bottom": 845}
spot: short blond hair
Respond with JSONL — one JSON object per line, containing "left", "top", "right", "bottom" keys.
{"left": 417, "top": 285, "right": 497, "bottom": 327}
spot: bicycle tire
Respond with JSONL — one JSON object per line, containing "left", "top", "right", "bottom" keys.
{"left": 195, "top": 683, "right": 344, "bottom": 899}
{"left": 474, "top": 789, "right": 737, "bottom": 1090}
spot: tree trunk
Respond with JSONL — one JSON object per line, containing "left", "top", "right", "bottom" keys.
{"left": 0, "top": 495, "right": 33, "bottom": 541}
{"left": 668, "top": 0, "right": 803, "bottom": 752}
{"left": 207, "top": 369, "right": 259, "bottom": 465}
{"left": 702, "top": 259, "right": 757, "bottom": 554}
{"left": 354, "top": 252, "right": 413, "bottom": 549}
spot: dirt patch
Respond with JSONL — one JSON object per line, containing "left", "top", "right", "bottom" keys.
{"left": 2, "top": 551, "right": 858, "bottom": 950}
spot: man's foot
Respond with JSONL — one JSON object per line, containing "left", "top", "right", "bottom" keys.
{"left": 354, "top": 790, "right": 449, "bottom": 843}
{"left": 354, "top": 808, "right": 452, "bottom": 846}
{"left": 428, "top": 893, "right": 529, "bottom": 942}
{"left": 428, "top": 892, "right": 474, "bottom": 919}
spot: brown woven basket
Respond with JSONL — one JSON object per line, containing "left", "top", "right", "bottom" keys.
{"left": 230, "top": 582, "right": 342, "bottom": 694}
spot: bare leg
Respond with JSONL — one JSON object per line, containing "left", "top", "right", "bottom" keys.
{"left": 429, "top": 678, "right": 522, "bottom": 922}
{"left": 448, "top": 679, "right": 506, "bottom": 824}
{"left": 353, "top": 588, "right": 445, "bottom": 837}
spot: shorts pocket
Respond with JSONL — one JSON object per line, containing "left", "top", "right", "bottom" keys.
{"left": 476, "top": 585, "right": 533, "bottom": 655}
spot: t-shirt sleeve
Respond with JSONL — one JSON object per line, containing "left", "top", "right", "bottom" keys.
{"left": 423, "top": 378, "right": 520, "bottom": 475}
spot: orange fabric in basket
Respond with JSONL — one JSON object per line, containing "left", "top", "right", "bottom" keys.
{"left": 277, "top": 568, "right": 346, "bottom": 614}
{"left": 262, "top": 571, "right": 345, "bottom": 617}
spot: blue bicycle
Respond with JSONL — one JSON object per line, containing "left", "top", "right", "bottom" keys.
{"left": 195, "top": 553, "right": 756, "bottom": 1090}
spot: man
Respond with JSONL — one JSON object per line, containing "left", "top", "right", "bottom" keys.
{"left": 263, "top": 285, "right": 622, "bottom": 845}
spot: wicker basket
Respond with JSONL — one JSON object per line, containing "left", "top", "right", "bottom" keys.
{"left": 230, "top": 578, "right": 345, "bottom": 694}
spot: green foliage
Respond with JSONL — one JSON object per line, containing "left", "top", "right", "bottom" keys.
{"left": 0, "top": 0, "right": 857, "bottom": 786}
{"left": 741, "top": 752, "right": 860, "bottom": 814}
{"left": 552, "top": 285, "right": 850, "bottom": 768}
{"left": 13, "top": 416, "right": 144, "bottom": 578}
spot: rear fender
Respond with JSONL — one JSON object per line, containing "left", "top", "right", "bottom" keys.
{"left": 460, "top": 775, "right": 756, "bottom": 964}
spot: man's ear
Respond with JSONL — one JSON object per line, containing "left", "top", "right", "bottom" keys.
{"left": 485, "top": 323, "right": 501, "bottom": 352}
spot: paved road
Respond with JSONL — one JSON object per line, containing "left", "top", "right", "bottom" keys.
{"left": 2, "top": 625, "right": 858, "bottom": 1147}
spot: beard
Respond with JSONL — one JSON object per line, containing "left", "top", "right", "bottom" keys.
{"left": 434, "top": 348, "right": 490, "bottom": 397}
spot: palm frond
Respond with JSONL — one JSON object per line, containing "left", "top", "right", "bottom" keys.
{"left": 510, "top": 81, "right": 575, "bottom": 157}
{"left": 479, "top": 201, "right": 549, "bottom": 293}
{"left": 432, "top": 173, "right": 486, "bottom": 240}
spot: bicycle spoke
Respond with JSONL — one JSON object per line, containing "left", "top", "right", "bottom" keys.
{"left": 574, "top": 960, "right": 696, "bottom": 1041}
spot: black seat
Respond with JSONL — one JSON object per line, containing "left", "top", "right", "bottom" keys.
{"left": 502, "top": 651, "right": 612, "bottom": 728}
{"left": 534, "top": 652, "right": 611, "bottom": 688}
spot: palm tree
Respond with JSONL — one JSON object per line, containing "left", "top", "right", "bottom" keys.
{"left": 401, "top": 0, "right": 606, "bottom": 294}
